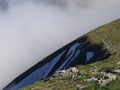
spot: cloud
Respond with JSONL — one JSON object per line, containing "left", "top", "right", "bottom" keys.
{"left": 0, "top": 0, "right": 120, "bottom": 89}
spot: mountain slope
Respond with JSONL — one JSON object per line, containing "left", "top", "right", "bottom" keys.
{"left": 4, "top": 19, "right": 120, "bottom": 90}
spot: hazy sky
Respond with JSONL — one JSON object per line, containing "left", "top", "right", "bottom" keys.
{"left": 0, "top": 0, "right": 120, "bottom": 89}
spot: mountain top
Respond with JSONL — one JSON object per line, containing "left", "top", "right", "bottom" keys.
{"left": 86, "top": 19, "right": 120, "bottom": 54}
{"left": 21, "top": 19, "right": 120, "bottom": 90}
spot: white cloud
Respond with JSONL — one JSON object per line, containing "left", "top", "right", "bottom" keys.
{"left": 0, "top": 0, "right": 120, "bottom": 89}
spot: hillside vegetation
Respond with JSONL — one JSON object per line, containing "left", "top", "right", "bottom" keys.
{"left": 22, "top": 19, "right": 120, "bottom": 90}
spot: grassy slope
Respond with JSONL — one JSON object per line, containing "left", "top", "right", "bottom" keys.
{"left": 22, "top": 19, "right": 120, "bottom": 90}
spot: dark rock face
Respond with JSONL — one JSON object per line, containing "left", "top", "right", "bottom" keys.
{"left": 3, "top": 36, "right": 109, "bottom": 90}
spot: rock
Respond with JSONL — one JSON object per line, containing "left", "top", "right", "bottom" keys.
{"left": 79, "top": 70, "right": 86, "bottom": 75}
{"left": 98, "top": 78, "right": 111, "bottom": 86}
{"left": 65, "top": 82, "right": 69, "bottom": 84}
{"left": 54, "top": 70, "right": 71, "bottom": 77}
{"left": 100, "top": 71, "right": 106, "bottom": 75}
{"left": 98, "top": 73, "right": 117, "bottom": 86}
{"left": 53, "top": 67, "right": 79, "bottom": 78}
{"left": 84, "top": 77, "right": 98, "bottom": 82}
{"left": 70, "top": 67, "right": 79, "bottom": 73}
{"left": 72, "top": 74, "right": 78, "bottom": 79}
{"left": 106, "top": 73, "right": 117, "bottom": 80}
{"left": 90, "top": 69, "right": 99, "bottom": 74}
{"left": 117, "top": 61, "right": 120, "bottom": 65}
{"left": 113, "top": 69, "right": 120, "bottom": 73}
{"left": 76, "top": 85, "right": 87, "bottom": 90}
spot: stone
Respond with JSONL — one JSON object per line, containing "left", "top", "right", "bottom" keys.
{"left": 90, "top": 69, "right": 99, "bottom": 74}
{"left": 70, "top": 67, "right": 79, "bottom": 73}
{"left": 76, "top": 85, "right": 87, "bottom": 90}
{"left": 98, "top": 73, "right": 117, "bottom": 86}
{"left": 106, "top": 73, "right": 117, "bottom": 80}
{"left": 54, "top": 67, "right": 79, "bottom": 78}
{"left": 117, "top": 61, "right": 120, "bottom": 65}
{"left": 113, "top": 69, "right": 120, "bottom": 73}
{"left": 84, "top": 77, "right": 98, "bottom": 82}
{"left": 79, "top": 70, "right": 86, "bottom": 75}
{"left": 98, "top": 78, "right": 111, "bottom": 86}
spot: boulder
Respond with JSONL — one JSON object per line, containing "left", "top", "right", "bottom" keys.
{"left": 98, "top": 73, "right": 117, "bottom": 86}
{"left": 113, "top": 69, "right": 120, "bottom": 74}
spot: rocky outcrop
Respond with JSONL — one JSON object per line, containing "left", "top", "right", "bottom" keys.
{"left": 53, "top": 67, "right": 79, "bottom": 78}
{"left": 84, "top": 77, "right": 98, "bottom": 82}
{"left": 53, "top": 67, "right": 118, "bottom": 87}
{"left": 113, "top": 69, "right": 120, "bottom": 74}
{"left": 98, "top": 73, "right": 117, "bottom": 86}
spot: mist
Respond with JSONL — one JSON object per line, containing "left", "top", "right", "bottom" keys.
{"left": 0, "top": 0, "right": 120, "bottom": 89}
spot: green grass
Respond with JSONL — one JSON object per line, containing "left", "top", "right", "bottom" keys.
{"left": 22, "top": 77, "right": 83, "bottom": 90}
{"left": 86, "top": 19, "right": 120, "bottom": 54}
{"left": 22, "top": 19, "right": 120, "bottom": 90}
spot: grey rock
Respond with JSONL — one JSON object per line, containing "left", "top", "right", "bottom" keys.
{"left": 113, "top": 69, "right": 120, "bottom": 73}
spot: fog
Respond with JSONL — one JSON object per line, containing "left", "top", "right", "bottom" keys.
{"left": 0, "top": 0, "right": 120, "bottom": 89}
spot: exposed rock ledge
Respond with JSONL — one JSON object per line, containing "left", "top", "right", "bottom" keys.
{"left": 52, "top": 67, "right": 120, "bottom": 87}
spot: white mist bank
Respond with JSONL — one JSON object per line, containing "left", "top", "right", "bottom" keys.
{"left": 0, "top": 0, "right": 120, "bottom": 89}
